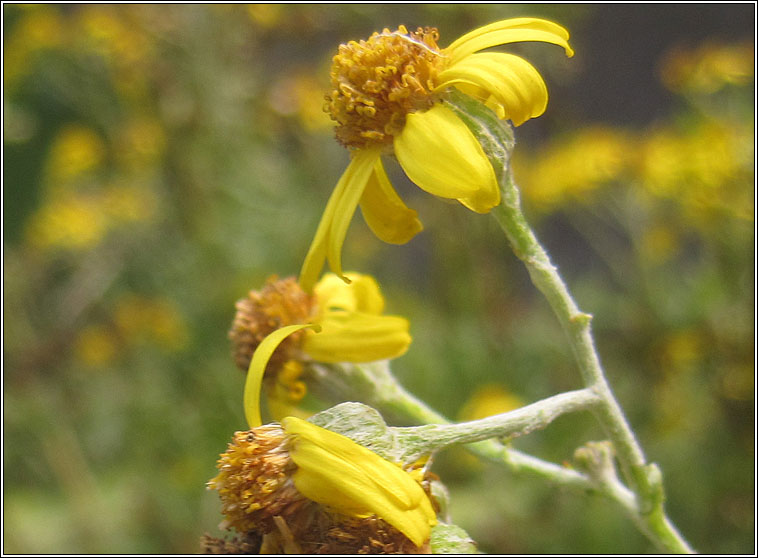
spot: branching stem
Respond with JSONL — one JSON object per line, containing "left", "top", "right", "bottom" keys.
{"left": 490, "top": 163, "right": 694, "bottom": 554}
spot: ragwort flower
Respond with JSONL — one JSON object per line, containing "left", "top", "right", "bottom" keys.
{"left": 230, "top": 273, "right": 411, "bottom": 422}
{"left": 300, "top": 18, "right": 574, "bottom": 291}
{"left": 208, "top": 418, "right": 437, "bottom": 552}
{"left": 209, "top": 312, "right": 436, "bottom": 552}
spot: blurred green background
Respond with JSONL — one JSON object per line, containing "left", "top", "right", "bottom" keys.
{"left": 3, "top": 3, "right": 754, "bottom": 554}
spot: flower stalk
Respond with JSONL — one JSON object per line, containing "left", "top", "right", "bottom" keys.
{"left": 446, "top": 91, "right": 694, "bottom": 553}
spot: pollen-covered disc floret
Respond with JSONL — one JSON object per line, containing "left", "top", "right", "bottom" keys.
{"left": 207, "top": 422, "right": 438, "bottom": 553}
{"left": 207, "top": 426, "right": 307, "bottom": 535}
{"left": 229, "top": 276, "right": 316, "bottom": 373}
{"left": 326, "top": 26, "right": 444, "bottom": 149}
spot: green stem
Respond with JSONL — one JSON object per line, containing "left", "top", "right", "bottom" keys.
{"left": 392, "top": 387, "right": 601, "bottom": 461}
{"left": 444, "top": 89, "right": 693, "bottom": 553}
{"left": 491, "top": 186, "right": 646, "bottom": 487}
{"left": 491, "top": 168, "right": 694, "bottom": 554}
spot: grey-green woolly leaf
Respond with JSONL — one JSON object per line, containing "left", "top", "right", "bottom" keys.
{"left": 430, "top": 522, "right": 479, "bottom": 554}
{"left": 307, "top": 401, "right": 401, "bottom": 462}
{"left": 444, "top": 88, "right": 515, "bottom": 180}
{"left": 444, "top": 89, "right": 520, "bottom": 209}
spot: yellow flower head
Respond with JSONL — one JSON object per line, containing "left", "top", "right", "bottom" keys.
{"left": 208, "top": 418, "right": 437, "bottom": 551}
{"left": 284, "top": 416, "right": 437, "bottom": 548}
{"left": 232, "top": 273, "right": 411, "bottom": 424}
{"left": 300, "top": 18, "right": 574, "bottom": 291}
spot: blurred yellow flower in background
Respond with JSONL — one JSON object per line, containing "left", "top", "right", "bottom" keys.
{"left": 639, "top": 119, "right": 753, "bottom": 224}
{"left": 45, "top": 124, "right": 106, "bottom": 185}
{"left": 660, "top": 39, "right": 754, "bottom": 94}
{"left": 75, "top": 325, "right": 120, "bottom": 367}
{"left": 76, "top": 6, "right": 152, "bottom": 71}
{"left": 3, "top": 5, "right": 65, "bottom": 88}
{"left": 246, "top": 3, "right": 283, "bottom": 29}
{"left": 23, "top": 120, "right": 159, "bottom": 254}
{"left": 639, "top": 222, "right": 681, "bottom": 264}
{"left": 25, "top": 185, "right": 157, "bottom": 254}
{"left": 513, "top": 126, "right": 633, "bottom": 211}
{"left": 115, "top": 118, "right": 167, "bottom": 169}
{"left": 72, "top": 294, "right": 188, "bottom": 369}
{"left": 268, "top": 71, "right": 334, "bottom": 132}
{"left": 458, "top": 384, "right": 523, "bottom": 422}
{"left": 114, "top": 295, "right": 188, "bottom": 351}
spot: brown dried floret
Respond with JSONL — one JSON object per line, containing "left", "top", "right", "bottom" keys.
{"left": 228, "top": 276, "right": 316, "bottom": 373}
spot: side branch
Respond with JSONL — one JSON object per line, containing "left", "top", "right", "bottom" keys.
{"left": 393, "top": 387, "right": 601, "bottom": 462}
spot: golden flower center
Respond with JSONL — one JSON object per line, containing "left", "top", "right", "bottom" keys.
{"left": 208, "top": 426, "right": 308, "bottom": 534}
{"left": 325, "top": 25, "right": 444, "bottom": 149}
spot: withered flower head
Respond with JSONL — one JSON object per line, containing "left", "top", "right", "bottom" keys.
{"left": 207, "top": 425, "right": 307, "bottom": 535}
{"left": 228, "top": 276, "right": 316, "bottom": 373}
{"left": 207, "top": 419, "right": 438, "bottom": 554}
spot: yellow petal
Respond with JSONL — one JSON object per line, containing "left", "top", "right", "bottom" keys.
{"left": 314, "top": 272, "right": 385, "bottom": 315}
{"left": 303, "top": 311, "right": 411, "bottom": 363}
{"left": 283, "top": 416, "right": 436, "bottom": 547}
{"left": 326, "top": 149, "right": 380, "bottom": 283}
{"left": 359, "top": 157, "right": 424, "bottom": 245}
{"left": 436, "top": 52, "right": 548, "bottom": 125}
{"left": 394, "top": 104, "right": 500, "bottom": 213}
{"left": 243, "top": 323, "right": 318, "bottom": 428}
{"left": 299, "top": 148, "right": 381, "bottom": 293}
{"left": 445, "top": 17, "right": 574, "bottom": 65}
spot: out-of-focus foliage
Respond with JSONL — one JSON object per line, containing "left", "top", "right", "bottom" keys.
{"left": 3, "top": 4, "right": 754, "bottom": 554}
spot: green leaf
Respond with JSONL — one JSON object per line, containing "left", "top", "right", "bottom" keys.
{"left": 430, "top": 522, "right": 479, "bottom": 554}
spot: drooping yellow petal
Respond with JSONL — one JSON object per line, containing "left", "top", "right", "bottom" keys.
{"left": 326, "top": 149, "right": 380, "bottom": 283}
{"left": 359, "top": 156, "right": 424, "bottom": 245}
{"left": 303, "top": 311, "right": 411, "bottom": 363}
{"left": 299, "top": 148, "right": 381, "bottom": 293}
{"left": 394, "top": 104, "right": 500, "bottom": 213}
{"left": 244, "top": 323, "right": 318, "bottom": 428}
{"left": 436, "top": 52, "right": 548, "bottom": 125}
{"left": 313, "top": 272, "right": 385, "bottom": 315}
{"left": 283, "top": 416, "right": 437, "bottom": 547}
{"left": 286, "top": 417, "right": 414, "bottom": 508}
{"left": 445, "top": 17, "right": 574, "bottom": 65}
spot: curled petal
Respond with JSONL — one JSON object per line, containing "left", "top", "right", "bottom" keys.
{"left": 436, "top": 52, "right": 548, "bottom": 125}
{"left": 303, "top": 311, "right": 411, "bottom": 363}
{"left": 244, "top": 324, "right": 319, "bottom": 428}
{"left": 359, "top": 157, "right": 424, "bottom": 245}
{"left": 283, "top": 416, "right": 436, "bottom": 547}
{"left": 299, "top": 148, "right": 381, "bottom": 293}
{"left": 394, "top": 104, "right": 499, "bottom": 213}
{"left": 314, "top": 272, "right": 386, "bottom": 315}
{"left": 444, "top": 17, "right": 574, "bottom": 65}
